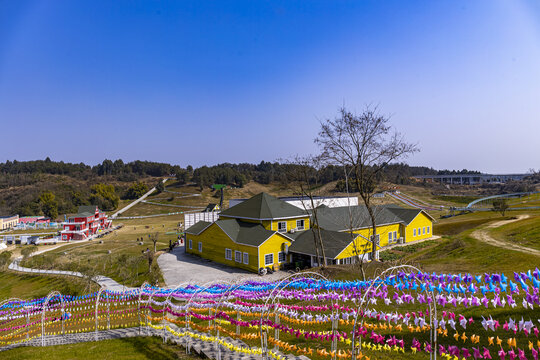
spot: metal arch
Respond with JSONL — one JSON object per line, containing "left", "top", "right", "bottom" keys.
{"left": 146, "top": 287, "right": 162, "bottom": 336}
{"left": 95, "top": 287, "right": 106, "bottom": 341}
{"left": 211, "top": 277, "right": 251, "bottom": 360}
{"left": 137, "top": 281, "right": 151, "bottom": 335}
{"left": 41, "top": 291, "right": 65, "bottom": 347}
{"left": 160, "top": 281, "right": 193, "bottom": 342}
{"left": 184, "top": 279, "right": 229, "bottom": 354}
{"left": 351, "top": 264, "right": 438, "bottom": 360}
{"left": 259, "top": 271, "right": 329, "bottom": 360}
{"left": 0, "top": 298, "right": 26, "bottom": 343}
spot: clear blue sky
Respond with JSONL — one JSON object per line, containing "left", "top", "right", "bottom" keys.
{"left": 1, "top": 0, "right": 539, "bottom": 173}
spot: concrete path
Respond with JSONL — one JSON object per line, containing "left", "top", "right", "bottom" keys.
{"left": 7, "top": 232, "right": 132, "bottom": 291}
{"left": 158, "top": 245, "right": 288, "bottom": 286}
{"left": 0, "top": 324, "right": 310, "bottom": 360}
{"left": 470, "top": 215, "right": 540, "bottom": 256}
{"left": 111, "top": 178, "right": 169, "bottom": 219}
{"left": 8, "top": 257, "right": 131, "bottom": 291}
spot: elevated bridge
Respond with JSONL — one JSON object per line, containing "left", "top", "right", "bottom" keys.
{"left": 413, "top": 173, "right": 528, "bottom": 185}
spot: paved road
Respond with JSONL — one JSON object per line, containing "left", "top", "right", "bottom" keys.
{"left": 158, "top": 245, "right": 288, "bottom": 286}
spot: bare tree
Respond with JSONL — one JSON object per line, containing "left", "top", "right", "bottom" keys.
{"left": 149, "top": 232, "right": 159, "bottom": 253}
{"left": 316, "top": 106, "right": 418, "bottom": 261}
{"left": 285, "top": 155, "right": 328, "bottom": 267}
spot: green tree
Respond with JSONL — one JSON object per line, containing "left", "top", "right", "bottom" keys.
{"left": 492, "top": 199, "right": 509, "bottom": 216}
{"left": 125, "top": 182, "right": 149, "bottom": 200}
{"left": 89, "top": 183, "right": 119, "bottom": 210}
{"left": 39, "top": 191, "right": 59, "bottom": 220}
{"left": 155, "top": 180, "right": 165, "bottom": 193}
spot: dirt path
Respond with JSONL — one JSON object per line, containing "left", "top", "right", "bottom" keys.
{"left": 470, "top": 215, "right": 540, "bottom": 256}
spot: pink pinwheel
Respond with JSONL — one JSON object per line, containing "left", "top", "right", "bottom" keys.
{"left": 517, "top": 348, "right": 527, "bottom": 360}
{"left": 472, "top": 347, "right": 482, "bottom": 359}
{"left": 534, "top": 327, "right": 539, "bottom": 337}
{"left": 462, "top": 348, "right": 471, "bottom": 358}
{"left": 499, "top": 348, "right": 507, "bottom": 360}
{"left": 532, "top": 348, "right": 538, "bottom": 360}
{"left": 508, "top": 349, "right": 517, "bottom": 360}
{"left": 483, "top": 347, "right": 493, "bottom": 359}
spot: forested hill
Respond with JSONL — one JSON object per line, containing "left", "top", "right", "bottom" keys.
{"left": 0, "top": 158, "right": 481, "bottom": 218}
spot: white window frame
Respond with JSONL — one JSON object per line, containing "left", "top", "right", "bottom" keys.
{"left": 277, "top": 221, "right": 287, "bottom": 233}
{"left": 278, "top": 251, "right": 286, "bottom": 263}
{"left": 413, "top": 229, "right": 416, "bottom": 237}
{"left": 189, "top": 239, "right": 193, "bottom": 249}
{"left": 235, "top": 250, "right": 242, "bottom": 263}
{"left": 296, "top": 219, "right": 305, "bottom": 231}
{"left": 243, "top": 252, "right": 249, "bottom": 265}
{"left": 427, "top": 226, "right": 430, "bottom": 234}
{"left": 423, "top": 227, "right": 426, "bottom": 235}
{"left": 264, "top": 253, "right": 274, "bottom": 266}
{"left": 198, "top": 242, "right": 202, "bottom": 252}
{"left": 388, "top": 232, "right": 393, "bottom": 243}
{"left": 225, "top": 248, "right": 232, "bottom": 260}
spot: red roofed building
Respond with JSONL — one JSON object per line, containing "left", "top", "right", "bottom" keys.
{"left": 60, "top": 205, "right": 112, "bottom": 241}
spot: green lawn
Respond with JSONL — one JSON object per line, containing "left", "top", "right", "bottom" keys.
{"left": 0, "top": 271, "right": 95, "bottom": 301}
{"left": 1, "top": 336, "right": 197, "bottom": 360}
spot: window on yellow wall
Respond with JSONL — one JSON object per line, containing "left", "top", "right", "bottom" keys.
{"left": 243, "top": 252, "right": 249, "bottom": 264}
{"left": 427, "top": 226, "right": 430, "bottom": 234}
{"left": 423, "top": 227, "right": 426, "bottom": 235}
{"left": 198, "top": 242, "right": 202, "bottom": 252}
{"left": 264, "top": 253, "right": 274, "bottom": 266}
{"left": 235, "top": 250, "right": 242, "bottom": 263}
{"left": 189, "top": 239, "right": 192, "bottom": 249}
{"left": 225, "top": 248, "right": 232, "bottom": 260}
{"left": 277, "top": 221, "right": 287, "bottom": 233}
{"left": 278, "top": 252, "right": 286, "bottom": 263}
{"left": 296, "top": 219, "right": 305, "bottom": 230}
{"left": 413, "top": 229, "right": 416, "bottom": 236}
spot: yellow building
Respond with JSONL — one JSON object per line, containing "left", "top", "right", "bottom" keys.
{"left": 0, "top": 215, "right": 19, "bottom": 230}
{"left": 185, "top": 192, "right": 435, "bottom": 273}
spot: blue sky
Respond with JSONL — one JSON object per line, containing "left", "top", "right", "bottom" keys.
{"left": 1, "top": 0, "right": 539, "bottom": 173}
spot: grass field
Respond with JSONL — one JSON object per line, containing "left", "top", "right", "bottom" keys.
{"left": 0, "top": 271, "right": 95, "bottom": 301}
{"left": 2, "top": 336, "right": 196, "bottom": 360}
{"left": 21, "top": 215, "right": 185, "bottom": 287}
{"left": 490, "top": 214, "right": 540, "bottom": 250}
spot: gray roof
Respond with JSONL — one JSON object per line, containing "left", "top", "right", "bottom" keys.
{"left": 313, "top": 205, "right": 424, "bottom": 231}
{"left": 215, "top": 219, "right": 277, "bottom": 246}
{"left": 289, "top": 229, "right": 359, "bottom": 259}
{"left": 220, "top": 193, "right": 306, "bottom": 220}
{"left": 78, "top": 205, "right": 98, "bottom": 214}
{"left": 185, "top": 221, "right": 212, "bottom": 235}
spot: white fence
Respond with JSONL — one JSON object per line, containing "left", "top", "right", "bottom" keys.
{"left": 184, "top": 212, "right": 220, "bottom": 229}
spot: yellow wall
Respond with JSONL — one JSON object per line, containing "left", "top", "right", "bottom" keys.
{"left": 258, "top": 233, "right": 292, "bottom": 269}
{"left": 218, "top": 216, "right": 310, "bottom": 232}
{"left": 185, "top": 223, "right": 259, "bottom": 272}
{"left": 404, "top": 212, "right": 433, "bottom": 242}
{"left": 270, "top": 217, "right": 310, "bottom": 232}
{"left": 337, "top": 223, "right": 402, "bottom": 259}
{"left": 185, "top": 222, "right": 292, "bottom": 273}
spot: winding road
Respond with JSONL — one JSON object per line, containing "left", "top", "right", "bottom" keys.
{"left": 470, "top": 215, "right": 540, "bottom": 256}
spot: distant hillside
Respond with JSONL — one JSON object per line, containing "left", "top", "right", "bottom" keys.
{"left": 0, "top": 158, "right": 488, "bottom": 218}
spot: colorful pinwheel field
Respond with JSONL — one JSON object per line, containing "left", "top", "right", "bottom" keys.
{"left": 1, "top": 265, "right": 540, "bottom": 360}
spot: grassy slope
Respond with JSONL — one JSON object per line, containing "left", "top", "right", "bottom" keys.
{"left": 21, "top": 215, "right": 184, "bottom": 287}
{"left": 0, "top": 271, "right": 95, "bottom": 301}
{"left": 490, "top": 215, "right": 540, "bottom": 250}
{"left": 2, "top": 337, "right": 195, "bottom": 360}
